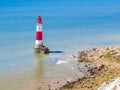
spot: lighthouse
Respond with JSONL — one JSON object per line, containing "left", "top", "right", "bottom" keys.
{"left": 34, "top": 16, "right": 49, "bottom": 54}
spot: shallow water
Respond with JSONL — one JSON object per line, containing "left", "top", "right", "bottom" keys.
{"left": 0, "top": 0, "right": 120, "bottom": 90}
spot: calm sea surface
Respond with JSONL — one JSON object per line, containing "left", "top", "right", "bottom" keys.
{"left": 0, "top": 0, "right": 120, "bottom": 90}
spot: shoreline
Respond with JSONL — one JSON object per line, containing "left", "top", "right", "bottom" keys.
{"left": 60, "top": 46, "right": 120, "bottom": 90}
{"left": 36, "top": 46, "right": 120, "bottom": 90}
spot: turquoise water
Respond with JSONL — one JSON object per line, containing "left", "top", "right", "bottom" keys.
{"left": 0, "top": 0, "right": 120, "bottom": 90}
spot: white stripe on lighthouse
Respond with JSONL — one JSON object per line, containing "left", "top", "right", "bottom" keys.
{"left": 35, "top": 40, "right": 43, "bottom": 44}
{"left": 36, "top": 25, "right": 42, "bottom": 32}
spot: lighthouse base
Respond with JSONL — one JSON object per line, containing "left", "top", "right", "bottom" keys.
{"left": 34, "top": 45, "right": 49, "bottom": 54}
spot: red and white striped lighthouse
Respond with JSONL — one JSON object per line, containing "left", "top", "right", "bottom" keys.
{"left": 34, "top": 16, "right": 49, "bottom": 54}
{"left": 35, "top": 16, "right": 43, "bottom": 47}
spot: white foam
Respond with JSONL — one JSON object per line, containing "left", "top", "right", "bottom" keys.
{"left": 56, "top": 60, "right": 68, "bottom": 65}
{"left": 47, "top": 50, "right": 77, "bottom": 65}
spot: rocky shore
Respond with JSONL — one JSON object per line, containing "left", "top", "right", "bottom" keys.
{"left": 37, "top": 46, "right": 120, "bottom": 90}
{"left": 60, "top": 46, "right": 120, "bottom": 90}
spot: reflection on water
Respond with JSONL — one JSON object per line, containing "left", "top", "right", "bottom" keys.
{"left": 34, "top": 53, "right": 67, "bottom": 79}
{"left": 33, "top": 52, "right": 92, "bottom": 90}
{"left": 0, "top": 51, "right": 78, "bottom": 90}
{"left": 34, "top": 51, "right": 64, "bottom": 79}
{"left": 34, "top": 52, "right": 79, "bottom": 79}
{"left": 34, "top": 54, "right": 44, "bottom": 79}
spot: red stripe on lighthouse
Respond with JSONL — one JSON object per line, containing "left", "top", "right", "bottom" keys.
{"left": 36, "top": 32, "right": 42, "bottom": 40}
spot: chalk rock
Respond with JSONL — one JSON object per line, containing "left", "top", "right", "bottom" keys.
{"left": 98, "top": 77, "right": 120, "bottom": 90}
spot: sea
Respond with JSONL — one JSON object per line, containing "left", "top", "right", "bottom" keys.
{"left": 0, "top": 0, "right": 120, "bottom": 90}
